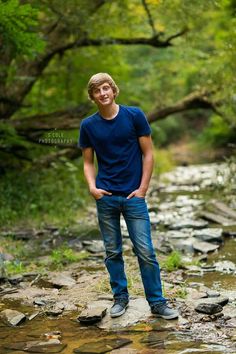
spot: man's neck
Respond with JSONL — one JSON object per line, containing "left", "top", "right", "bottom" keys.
{"left": 98, "top": 102, "right": 119, "bottom": 120}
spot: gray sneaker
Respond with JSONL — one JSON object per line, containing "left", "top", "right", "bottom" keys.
{"left": 151, "top": 302, "right": 179, "bottom": 320}
{"left": 110, "top": 298, "right": 129, "bottom": 318}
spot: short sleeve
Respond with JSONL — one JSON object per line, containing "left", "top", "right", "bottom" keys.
{"left": 78, "top": 121, "right": 92, "bottom": 148}
{"left": 133, "top": 108, "right": 151, "bottom": 137}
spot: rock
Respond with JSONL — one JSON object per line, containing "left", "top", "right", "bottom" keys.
{"left": 45, "top": 303, "right": 64, "bottom": 316}
{"left": 4, "top": 340, "right": 67, "bottom": 353}
{"left": 47, "top": 273, "right": 76, "bottom": 288}
{"left": 78, "top": 306, "right": 107, "bottom": 324}
{"left": 195, "top": 296, "right": 229, "bottom": 307}
{"left": 96, "top": 298, "right": 151, "bottom": 330}
{"left": 214, "top": 260, "right": 236, "bottom": 273}
{"left": 73, "top": 337, "right": 132, "bottom": 353}
{"left": 223, "top": 230, "right": 236, "bottom": 237}
{"left": 8, "top": 274, "right": 23, "bottom": 285}
{"left": 206, "top": 290, "right": 220, "bottom": 298}
{"left": 67, "top": 238, "right": 83, "bottom": 251}
{"left": 193, "top": 228, "right": 223, "bottom": 242}
{"left": 170, "top": 237, "right": 195, "bottom": 253}
{"left": 0, "top": 309, "right": 26, "bottom": 326}
{"left": 192, "top": 240, "right": 219, "bottom": 253}
{"left": 169, "top": 219, "right": 208, "bottom": 230}
{"left": 195, "top": 303, "right": 223, "bottom": 315}
{"left": 210, "top": 200, "right": 236, "bottom": 220}
{"left": 82, "top": 240, "right": 105, "bottom": 253}
{"left": 200, "top": 211, "right": 236, "bottom": 226}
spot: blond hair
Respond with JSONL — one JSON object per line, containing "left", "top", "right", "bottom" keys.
{"left": 87, "top": 73, "right": 119, "bottom": 100}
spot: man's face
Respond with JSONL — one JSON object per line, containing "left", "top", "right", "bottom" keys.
{"left": 92, "top": 82, "right": 115, "bottom": 107}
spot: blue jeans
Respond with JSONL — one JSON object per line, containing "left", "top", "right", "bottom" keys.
{"left": 96, "top": 195, "right": 166, "bottom": 305}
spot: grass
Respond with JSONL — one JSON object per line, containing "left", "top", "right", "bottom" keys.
{"left": 160, "top": 251, "right": 183, "bottom": 272}
{"left": 50, "top": 246, "right": 90, "bottom": 268}
{"left": 153, "top": 147, "right": 175, "bottom": 176}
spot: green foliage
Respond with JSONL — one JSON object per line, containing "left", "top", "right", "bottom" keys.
{"left": 198, "top": 114, "right": 236, "bottom": 147}
{"left": 5, "top": 260, "right": 26, "bottom": 275}
{"left": 50, "top": 246, "right": 90, "bottom": 267}
{"left": 153, "top": 147, "right": 175, "bottom": 176}
{"left": 161, "top": 251, "right": 183, "bottom": 272}
{"left": 0, "top": 0, "right": 45, "bottom": 57}
{"left": 0, "top": 157, "right": 89, "bottom": 228}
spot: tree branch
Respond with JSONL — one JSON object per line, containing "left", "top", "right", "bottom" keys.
{"left": 147, "top": 90, "right": 216, "bottom": 122}
{"left": 141, "top": 0, "right": 157, "bottom": 36}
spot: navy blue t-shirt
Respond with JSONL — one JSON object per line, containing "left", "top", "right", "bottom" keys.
{"left": 78, "top": 105, "right": 151, "bottom": 195}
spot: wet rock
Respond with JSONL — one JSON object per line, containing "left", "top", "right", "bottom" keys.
{"left": 193, "top": 228, "right": 223, "bottom": 242}
{"left": 200, "top": 211, "right": 236, "bottom": 226}
{"left": 192, "top": 240, "right": 219, "bottom": 253}
{"left": 28, "top": 311, "right": 40, "bottom": 321}
{"left": 45, "top": 303, "right": 64, "bottom": 316}
{"left": 78, "top": 306, "right": 107, "bottom": 324}
{"left": 195, "top": 303, "right": 223, "bottom": 315}
{"left": 4, "top": 340, "right": 67, "bottom": 353}
{"left": 82, "top": 240, "right": 105, "bottom": 254}
{"left": 0, "top": 309, "right": 26, "bottom": 326}
{"left": 175, "top": 195, "right": 204, "bottom": 208}
{"left": 223, "top": 230, "right": 236, "bottom": 237}
{"left": 47, "top": 273, "right": 76, "bottom": 288}
{"left": 73, "top": 337, "right": 132, "bottom": 353}
{"left": 8, "top": 274, "right": 23, "bottom": 285}
{"left": 169, "top": 219, "right": 208, "bottom": 230}
{"left": 214, "top": 260, "right": 236, "bottom": 273}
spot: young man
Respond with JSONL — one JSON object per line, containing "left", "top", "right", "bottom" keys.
{"left": 79, "top": 73, "right": 179, "bottom": 320}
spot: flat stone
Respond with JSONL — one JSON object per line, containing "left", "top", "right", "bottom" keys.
{"left": 47, "top": 273, "right": 76, "bottom": 288}
{"left": 170, "top": 237, "right": 196, "bottom": 253}
{"left": 200, "top": 211, "right": 236, "bottom": 226}
{"left": 195, "top": 303, "right": 223, "bottom": 314}
{"left": 0, "top": 309, "right": 26, "bottom": 326}
{"left": 4, "top": 340, "right": 67, "bottom": 353}
{"left": 193, "top": 228, "right": 223, "bottom": 242}
{"left": 192, "top": 240, "right": 219, "bottom": 253}
{"left": 169, "top": 219, "right": 208, "bottom": 230}
{"left": 210, "top": 200, "right": 236, "bottom": 220}
{"left": 45, "top": 304, "right": 64, "bottom": 316}
{"left": 78, "top": 306, "right": 107, "bottom": 324}
{"left": 206, "top": 290, "right": 220, "bottom": 298}
{"left": 82, "top": 240, "right": 105, "bottom": 253}
{"left": 95, "top": 298, "right": 150, "bottom": 330}
{"left": 195, "top": 296, "right": 229, "bottom": 307}
{"left": 73, "top": 337, "right": 132, "bottom": 353}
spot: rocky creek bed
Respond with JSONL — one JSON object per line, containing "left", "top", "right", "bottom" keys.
{"left": 0, "top": 162, "right": 236, "bottom": 353}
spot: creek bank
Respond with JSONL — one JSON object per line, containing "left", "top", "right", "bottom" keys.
{"left": 0, "top": 162, "right": 236, "bottom": 353}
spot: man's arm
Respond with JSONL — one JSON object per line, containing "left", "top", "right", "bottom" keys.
{"left": 127, "top": 135, "right": 154, "bottom": 199}
{"left": 82, "top": 147, "right": 112, "bottom": 200}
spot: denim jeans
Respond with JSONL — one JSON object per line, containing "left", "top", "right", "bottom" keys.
{"left": 96, "top": 195, "right": 166, "bottom": 305}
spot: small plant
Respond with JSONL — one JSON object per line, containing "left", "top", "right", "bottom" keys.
{"left": 5, "top": 260, "right": 26, "bottom": 275}
{"left": 50, "top": 246, "right": 90, "bottom": 266}
{"left": 161, "top": 251, "right": 183, "bottom": 272}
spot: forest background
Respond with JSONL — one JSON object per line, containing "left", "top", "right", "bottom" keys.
{"left": 0, "top": 0, "right": 235, "bottom": 229}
